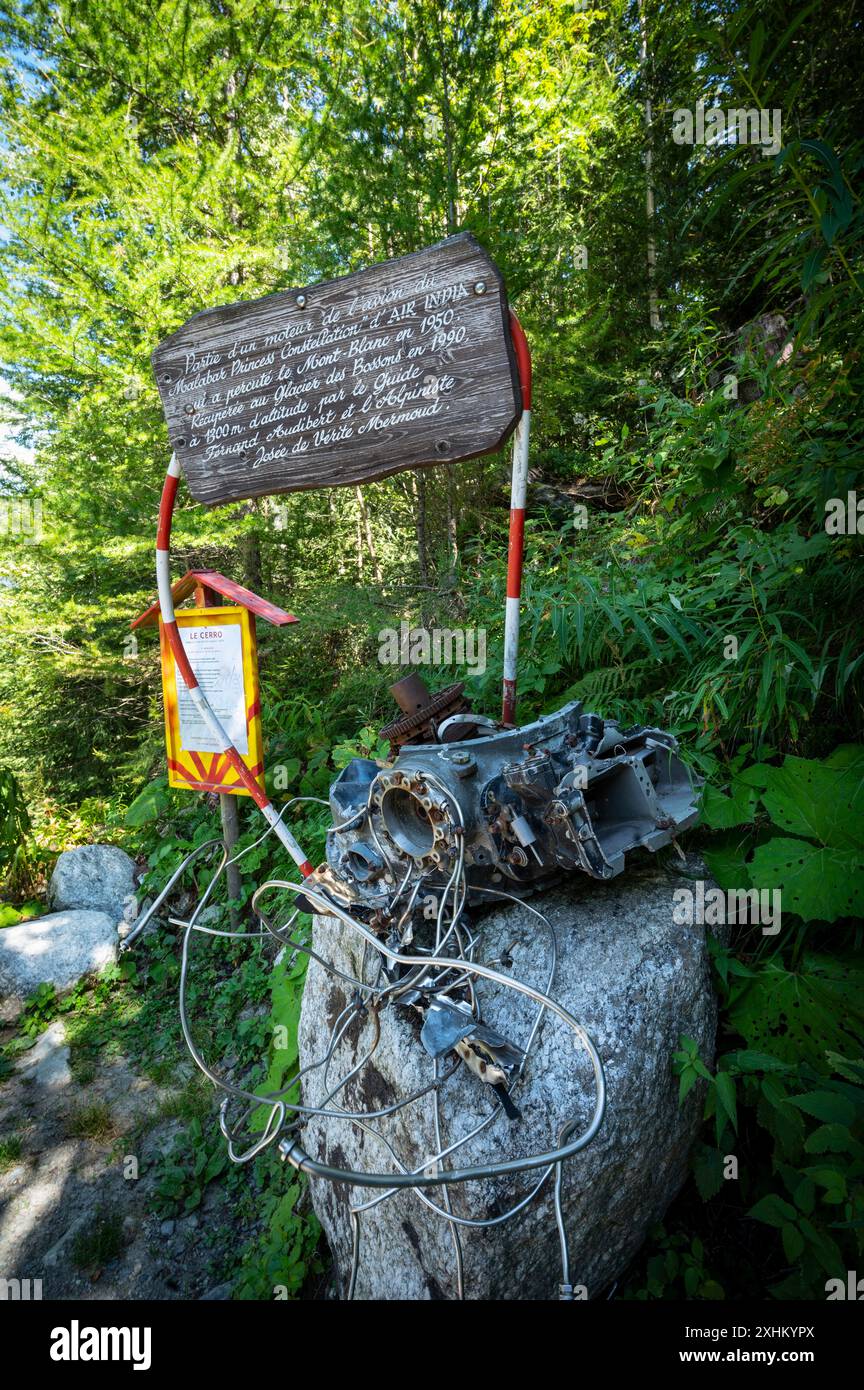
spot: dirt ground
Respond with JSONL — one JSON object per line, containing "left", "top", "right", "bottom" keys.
{"left": 0, "top": 1011, "right": 241, "bottom": 1301}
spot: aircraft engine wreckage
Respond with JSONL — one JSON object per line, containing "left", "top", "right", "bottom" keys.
{"left": 324, "top": 675, "right": 699, "bottom": 911}
{"left": 130, "top": 235, "right": 703, "bottom": 1300}
{"left": 126, "top": 676, "right": 699, "bottom": 1297}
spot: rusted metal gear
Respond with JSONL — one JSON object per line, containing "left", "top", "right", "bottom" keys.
{"left": 379, "top": 675, "right": 473, "bottom": 755}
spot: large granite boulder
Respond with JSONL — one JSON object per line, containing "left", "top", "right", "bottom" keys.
{"left": 0, "top": 909, "right": 117, "bottom": 997}
{"left": 49, "top": 844, "right": 136, "bottom": 919}
{"left": 297, "top": 860, "right": 721, "bottom": 1301}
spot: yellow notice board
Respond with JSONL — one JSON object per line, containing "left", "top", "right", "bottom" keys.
{"left": 159, "top": 606, "right": 264, "bottom": 796}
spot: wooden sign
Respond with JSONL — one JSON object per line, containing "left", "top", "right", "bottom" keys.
{"left": 159, "top": 607, "right": 264, "bottom": 796}
{"left": 152, "top": 233, "right": 522, "bottom": 506}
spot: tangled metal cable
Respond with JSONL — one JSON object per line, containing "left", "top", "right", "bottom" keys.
{"left": 123, "top": 794, "right": 606, "bottom": 1301}
{"left": 137, "top": 449, "right": 707, "bottom": 1299}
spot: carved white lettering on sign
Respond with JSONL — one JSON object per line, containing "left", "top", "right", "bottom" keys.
{"left": 152, "top": 234, "right": 522, "bottom": 504}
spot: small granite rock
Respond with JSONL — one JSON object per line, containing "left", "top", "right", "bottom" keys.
{"left": 15, "top": 1020, "right": 71, "bottom": 1089}
{"left": 44, "top": 1212, "right": 89, "bottom": 1266}
{"left": 0, "top": 909, "right": 117, "bottom": 998}
{"left": 117, "top": 893, "right": 140, "bottom": 939}
{"left": 196, "top": 905, "right": 223, "bottom": 926}
{"left": 49, "top": 844, "right": 136, "bottom": 918}
{"left": 0, "top": 995, "right": 23, "bottom": 1025}
{"left": 120, "top": 893, "right": 140, "bottom": 924}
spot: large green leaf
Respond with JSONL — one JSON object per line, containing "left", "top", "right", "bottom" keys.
{"left": 703, "top": 840, "right": 750, "bottom": 891}
{"left": 700, "top": 780, "right": 759, "bottom": 830}
{"left": 728, "top": 953, "right": 864, "bottom": 1066}
{"left": 758, "top": 754, "right": 864, "bottom": 850}
{"left": 692, "top": 1144, "right": 726, "bottom": 1201}
{"left": 749, "top": 1193, "right": 797, "bottom": 1229}
{"left": 824, "top": 744, "right": 864, "bottom": 772}
{"left": 124, "top": 779, "right": 169, "bottom": 827}
{"left": 734, "top": 763, "right": 775, "bottom": 788}
{"left": 785, "top": 1091, "right": 856, "bottom": 1126}
{"left": 748, "top": 837, "right": 864, "bottom": 921}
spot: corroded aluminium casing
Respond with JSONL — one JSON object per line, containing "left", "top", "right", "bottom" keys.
{"left": 326, "top": 699, "right": 700, "bottom": 908}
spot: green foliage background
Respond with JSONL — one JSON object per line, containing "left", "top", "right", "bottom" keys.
{"left": 0, "top": 0, "right": 862, "bottom": 1300}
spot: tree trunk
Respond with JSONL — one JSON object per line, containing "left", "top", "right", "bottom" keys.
{"left": 445, "top": 466, "right": 460, "bottom": 595}
{"left": 413, "top": 471, "right": 429, "bottom": 584}
{"left": 639, "top": 2, "right": 662, "bottom": 333}
{"left": 355, "top": 486, "right": 382, "bottom": 584}
{"left": 239, "top": 503, "right": 263, "bottom": 592}
{"left": 431, "top": 4, "right": 458, "bottom": 235}
{"left": 224, "top": 64, "right": 246, "bottom": 288}
{"left": 328, "top": 492, "right": 346, "bottom": 576}
{"left": 431, "top": 8, "right": 461, "bottom": 597}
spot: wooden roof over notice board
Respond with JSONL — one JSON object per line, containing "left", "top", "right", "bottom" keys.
{"left": 151, "top": 233, "right": 522, "bottom": 506}
{"left": 131, "top": 569, "right": 298, "bottom": 630}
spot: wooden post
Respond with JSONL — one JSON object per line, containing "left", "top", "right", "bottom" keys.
{"left": 219, "top": 792, "right": 242, "bottom": 928}
{"left": 196, "top": 580, "right": 242, "bottom": 926}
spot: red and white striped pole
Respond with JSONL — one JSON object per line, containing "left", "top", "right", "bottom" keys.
{"left": 501, "top": 312, "right": 532, "bottom": 726}
{"left": 156, "top": 454, "right": 313, "bottom": 877}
